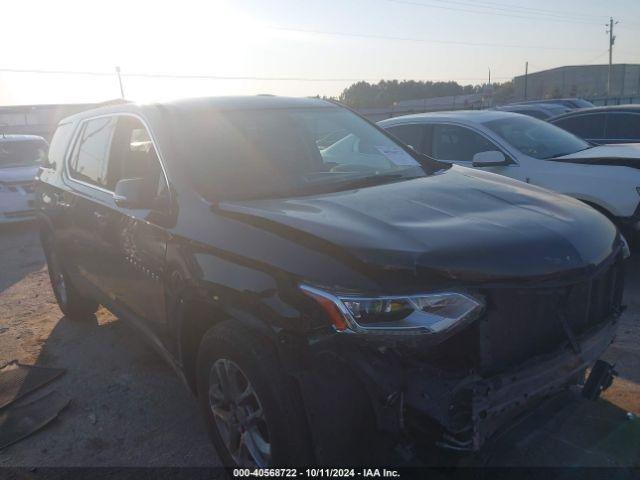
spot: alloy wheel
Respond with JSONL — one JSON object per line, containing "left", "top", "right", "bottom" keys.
{"left": 208, "top": 358, "right": 271, "bottom": 467}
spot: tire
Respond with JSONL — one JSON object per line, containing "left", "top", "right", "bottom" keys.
{"left": 41, "top": 229, "right": 99, "bottom": 321}
{"left": 196, "top": 321, "right": 314, "bottom": 467}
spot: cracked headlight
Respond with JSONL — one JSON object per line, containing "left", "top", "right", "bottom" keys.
{"left": 301, "top": 285, "right": 484, "bottom": 335}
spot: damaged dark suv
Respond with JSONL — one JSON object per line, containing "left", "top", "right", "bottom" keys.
{"left": 35, "top": 96, "right": 625, "bottom": 466}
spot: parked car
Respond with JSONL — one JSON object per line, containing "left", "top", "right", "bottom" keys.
{"left": 379, "top": 111, "right": 640, "bottom": 242}
{"left": 37, "top": 97, "right": 625, "bottom": 466}
{"left": 0, "top": 134, "right": 48, "bottom": 223}
{"left": 512, "top": 98, "right": 594, "bottom": 109}
{"left": 550, "top": 105, "right": 640, "bottom": 145}
{"left": 494, "top": 102, "right": 571, "bottom": 120}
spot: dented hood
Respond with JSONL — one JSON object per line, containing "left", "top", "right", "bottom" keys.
{"left": 219, "top": 166, "right": 619, "bottom": 286}
{"left": 554, "top": 143, "right": 640, "bottom": 167}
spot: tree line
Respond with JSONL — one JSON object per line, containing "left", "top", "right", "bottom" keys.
{"left": 331, "top": 79, "right": 515, "bottom": 108}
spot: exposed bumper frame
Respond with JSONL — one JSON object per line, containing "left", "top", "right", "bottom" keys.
{"left": 409, "top": 317, "right": 620, "bottom": 451}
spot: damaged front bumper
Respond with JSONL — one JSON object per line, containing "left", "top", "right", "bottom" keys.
{"left": 403, "top": 317, "right": 619, "bottom": 451}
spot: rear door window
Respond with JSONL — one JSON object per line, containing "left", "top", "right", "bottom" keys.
{"left": 386, "top": 124, "right": 428, "bottom": 153}
{"left": 552, "top": 114, "right": 606, "bottom": 140}
{"left": 431, "top": 124, "right": 498, "bottom": 162}
{"left": 68, "top": 117, "right": 116, "bottom": 189}
{"left": 604, "top": 113, "right": 640, "bottom": 140}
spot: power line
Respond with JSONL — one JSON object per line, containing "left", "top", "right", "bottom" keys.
{"left": 414, "top": 0, "right": 606, "bottom": 23}
{"left": 269, "top": 26, "right": 601, "bottom": 51}
{"left": 384, "top": 0, "right": 604, "bottom": 26}
{"left": 583, "top": 50, "right": 612, "bottom": 65}
{"left": 396, "top": 0, "right": 640, "bottom": 29}
{"left": 0, "top": 67, "right": 512, "bottom": 83}
{"left": 0, "top": 68, "right": 115, "bottom": 77}
{"left": 431, "top": 0, "right": 607, "bottom": 21}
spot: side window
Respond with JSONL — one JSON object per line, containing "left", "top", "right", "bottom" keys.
{"left": 107, "top": 116, "right": 168, "bottom": 203}
{"left": 431, "top": 124, "right": 498, "bottom": 162}
{"left": 553, "top": 114, "right": 605, "bottom": 139}
{"left": 386, "top": 124, "right": 427, "bottom": 153}
{"left": 69, "top": 117, "right": 116, "bottom": 188}
{"left": 48, "top": 122, "right": 74, "bottom": 168}
{"left": 604, "top": 114, "right": 640, "bottom": 140}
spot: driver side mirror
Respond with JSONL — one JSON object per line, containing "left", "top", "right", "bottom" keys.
{"left": 113, "top": 177, "right": 154, "bottom": 209}
{"left": 472, "top": 150, "right": 509, "bottom": 167}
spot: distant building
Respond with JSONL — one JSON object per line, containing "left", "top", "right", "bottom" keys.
{"left": 0, "top": 99, "right": 127, "bottom": 140}
{"left": 513, "top": 64, "right": 640, "bottom": 101}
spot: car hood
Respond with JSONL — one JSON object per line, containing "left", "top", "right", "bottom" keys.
{"left": 554, "top": 144, "right": 640, "bottom": 167}
{"left": 0, "top": 165, "right": 39, "bottom": 182}
{"left": 217, "top": 166, "right": 619, "bottom": 290}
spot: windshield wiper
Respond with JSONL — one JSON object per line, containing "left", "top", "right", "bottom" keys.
{"left": 548, "top": 146, "right": 593, "bottom": 159}
{"left": 241, "top": 172, "right": 420, "bottom": 201}
{"left": 318, "top": 173, "right": 414, "bottom": 192}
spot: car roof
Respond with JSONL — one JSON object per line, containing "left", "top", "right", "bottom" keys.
{"left": 163, "top": 95, "right": 334, "bottom": 111}
{"left": 378, "top": 109, "right": 519, "bottom": 126}
{"left": 550, "top": 104, "right": 640, "bottom": 121}
{"left": 499, "top": 102, "right": 564, "bottom": 110}
{"left": 58, "top": 95, "right": 336, "bottom": 125}
{"left": 513, "top": 98, "right": 586, "bottom": 104}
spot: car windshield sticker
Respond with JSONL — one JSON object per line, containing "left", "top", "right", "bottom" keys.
{"left": 375, "top": 145, "right": 420, "bottom": 166}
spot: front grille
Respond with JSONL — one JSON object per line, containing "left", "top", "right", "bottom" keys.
{"left": 2, "top": 180, "right": 34, "bottom": 193}
{"left": 479, "top": 255, "right": 624, "bottom": 374}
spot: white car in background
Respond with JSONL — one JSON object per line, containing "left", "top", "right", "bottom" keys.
{"left": 378, "top": 111, "right": 640, "bottom": 242}
{"left": 0, "top": 135, "right": 48, "bottom": 223}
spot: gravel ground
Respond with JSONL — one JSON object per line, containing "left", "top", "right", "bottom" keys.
{"left": 0, "top": 221, "right": 638, "bottom": 467}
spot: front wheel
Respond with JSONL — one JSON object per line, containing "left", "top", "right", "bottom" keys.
{"left": 41, "top": 230, "right": 99, "bottom": 320}
{"left": 196, "top": 322, "right": 314, "bottom": 467}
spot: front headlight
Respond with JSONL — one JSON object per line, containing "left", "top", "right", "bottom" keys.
{"left": 301, "top": 285, "right": 484, "bottom": 336}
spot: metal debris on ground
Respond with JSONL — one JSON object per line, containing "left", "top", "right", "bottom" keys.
{"left": 0, "top": 390, "right": 70, "bottom": 450}
{"left": 0, "top": 361, "right": 66, "bottom": 409}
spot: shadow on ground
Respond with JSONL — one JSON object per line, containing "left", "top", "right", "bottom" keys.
{"left": 1, "top": 311, "right": 219, "bottom": 466}
{"left": 0, "top": 222, "right": 45, "bottom": 293}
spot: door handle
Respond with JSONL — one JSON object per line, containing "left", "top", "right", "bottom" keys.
{"left": 53, "top": 193, "right": 72, "bottom": 208}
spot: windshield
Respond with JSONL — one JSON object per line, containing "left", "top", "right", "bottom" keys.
{"left": 483, "top": 116, "right": 591, "bottom": 159}
{"left": 0, "top": 139, "right": 48, "bottom": 168}
{"left": 174, "top": 106, "right": 427, "bottom": 201}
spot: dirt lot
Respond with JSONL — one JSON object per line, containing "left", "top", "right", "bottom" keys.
{"left": 0, "top": 221, "right": 639, "bottom": 467}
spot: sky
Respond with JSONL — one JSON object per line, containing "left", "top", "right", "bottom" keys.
{"left": 0, "top": 0, "right": 638, "bottom": 105}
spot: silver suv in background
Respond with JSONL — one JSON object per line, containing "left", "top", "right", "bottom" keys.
{"left": 0, "top": 135, "right": 48, "bottom": 223}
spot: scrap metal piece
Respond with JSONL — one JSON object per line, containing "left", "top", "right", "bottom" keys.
{"left": 0, "top": 390, "right": 70, "bottom": 450}
{"left": 582, "top": 360, "right": 617, "bottom": 400}
{"left": 0, "top": 361, "right": 66, "bottom": 409}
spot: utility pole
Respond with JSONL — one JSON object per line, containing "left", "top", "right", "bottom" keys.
{"left": 115, "top": 66, "right": 125, "bottom": 99}
{"left": 488, "top": 67, "right": 491, "bottom": 86}
{"left": 524, "top": 61, "right": 528, "bottom": 100}
{"left": 606, "top": 18, "right": 618, "bottom": 97}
